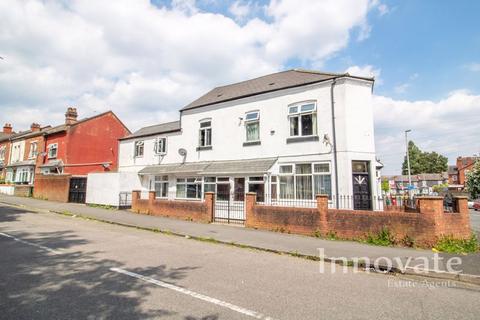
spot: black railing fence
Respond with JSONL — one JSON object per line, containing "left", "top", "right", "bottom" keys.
{"left": 118, "top": 191, "right": 132, "bottom": 209}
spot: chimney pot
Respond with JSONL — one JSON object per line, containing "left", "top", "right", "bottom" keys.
{"left": 3, "top": 123, "right": 12, "bottom": 134}
{"left": 30, "top": 123, "right": 41, "bottom": 132}
{"left": 65, "top": 107, "right": 78, "bottom": 125}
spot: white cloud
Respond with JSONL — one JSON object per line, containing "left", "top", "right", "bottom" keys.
{"left": 345, "top": 65, "right": 381, "bottom": 82}
{"left": 377, "top": 4, "right": 389, "bottom": 16}
{"left": 373, "top": 90, "right": 480, "bottom": 174}
{"left": 229, "top": 1, "right": 253, "bottom": 22}
{"left": 466, "top": 63, "right": 480, "bottom": 72}
{"left": 0, "top": 0, "right": 377, "bottom": 132}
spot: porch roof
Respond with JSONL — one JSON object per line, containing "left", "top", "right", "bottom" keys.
{"left": 138, "top": 157, "right": 278, "bottom": 176}
{"left": 39, "top": 160, "right": 64, "bottom": 168}
{"left": 6, "top": 160, "right": 35, "bottom": 168}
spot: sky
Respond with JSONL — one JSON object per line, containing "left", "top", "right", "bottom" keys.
{"left": 0, "top": 0, "right": 479, "bottom": 174}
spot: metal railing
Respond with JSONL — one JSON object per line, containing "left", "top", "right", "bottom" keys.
{"left": 118, "top": 192, "right": 132, "bottom": 209}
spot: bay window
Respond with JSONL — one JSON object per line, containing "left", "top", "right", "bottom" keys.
{"left": 176, "top": 177, "right": 202, "bottom": 199}
{"left": 154, "top": 175, "right": 168, "bottom": 198}
{"left": 288, "top": 102, "right": 317, "bottom": 137}
{"left": 278, "top": 162, "right": 331, "bottom": 200}
{"left": 245, "top": 111, "right": 260, "bottom": 142}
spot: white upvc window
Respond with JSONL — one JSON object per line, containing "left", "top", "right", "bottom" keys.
{"left": 47, "top": 143, "right": 58, "bottom": 159}
{"left": 277, "top": 162, "right": 331, "bottom": 200}
{"left": 288, "top": 102, "right": 317, "bottom": 137}
{"left": 154, "top": 137, "right": 167, "bottom": 155}
{"left": 199, "top": 120, "right": 212, "bottom": 147}
{"left": 134, "top": 140, "right": 144, "bottom": 157}
{"left": 245, "top": 111, "right": 260, "bottom": 142}
{"left": 154, "top": 175, "right": 169, "bottom": 198}
{"left": 176, "top": 177, "right": 202, "bottom": 199}
{"left": 0, "top": 146, "right": 5, "bottom": 161}
{"left": 29, "top": 142, "right": 38, "bottom": 159}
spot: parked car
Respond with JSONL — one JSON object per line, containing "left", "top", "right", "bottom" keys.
{"left": 468, "top": 200, "right": 475, "bottom": 209}
{"left": 473, "top": 200, "right": 480, "bottom": 211}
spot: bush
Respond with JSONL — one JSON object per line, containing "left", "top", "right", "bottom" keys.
{"left": 366, "top": 227, "right": 396, "bottom": 246}
{"left": 434, "top": 234, "right": 479, "bottom": 254}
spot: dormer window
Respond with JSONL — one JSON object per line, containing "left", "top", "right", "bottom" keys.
{"left": 48, "top": 143, "right": 58, "bottom": 159}
{"left": 134, "top": 141, "right": 144, "bottom": 157}
{"left": 154, "top": 137, "right": 167, "bottom": 155}
{"left": 288, "top": 102, "right": 317, "bottom": 137}
{"left": 199, "top": 120, "right": 212, "bottom": 147}
{"left": 245, "top": 111, "right": 260, "bottom": 142}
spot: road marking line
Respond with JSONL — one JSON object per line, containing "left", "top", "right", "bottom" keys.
{"left": 110, "top": 267, "right": 276, "bottom": 320}
{"left": 0, "top": 232, "right": 62, "bottom": 255}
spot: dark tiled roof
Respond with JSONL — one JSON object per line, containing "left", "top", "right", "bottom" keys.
{"left": 448, "top": 165, "right": 458, "bottom": 174}
{"left": 0, "top": 132, "right": 14, "bottom": 142}
{"left": 181, "top": 69, "right": 374, "bottom": 111}
{"left": 10, "top": 126, "right": 51, "bottom": 140}
{"left": 138, "top": 157, "right": 278, "bottom": 175}
{"left": 120, "top": 121, "right": 181, "bottom": 140}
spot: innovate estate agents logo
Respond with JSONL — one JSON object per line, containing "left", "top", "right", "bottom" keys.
{"left": 318, "top": 248, "right": 463, "bottom": 275}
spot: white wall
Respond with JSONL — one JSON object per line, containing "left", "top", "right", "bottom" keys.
{"left": 86, "top": 172, "right": 143, "bottom": 206}
{"left": 0, "top": 185, "right": 15, "bottom": 195}
{"left": 118, "top": 77, "right": 377, "bottom": 197}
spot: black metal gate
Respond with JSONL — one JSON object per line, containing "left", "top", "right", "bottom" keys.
{"left": 119, "top": 192, "right": 132, "bottom": 209}
{"left": 69, "top": 177, "right": 87, "bottom": 203}
{"left": 214, "top": 190, "right": 245, "bottom": 224}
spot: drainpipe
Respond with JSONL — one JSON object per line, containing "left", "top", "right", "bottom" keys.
{"left": 330, "top": 79, "right": 340, "bottom": 209}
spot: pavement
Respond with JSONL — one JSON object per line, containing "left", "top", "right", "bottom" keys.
{"left": 1, "top": 203, "right": 480, "bottom": 319}
{"left": 0, "top": 194, "right": 479, "bottom": 281}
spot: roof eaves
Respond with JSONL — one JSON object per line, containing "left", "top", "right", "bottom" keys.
{"left": 119, "top": 128, "right": 181, "bottom": 141}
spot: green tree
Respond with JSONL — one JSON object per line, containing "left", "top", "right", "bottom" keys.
{"left": 466, "top": 161, "right": 480, "bottom": 199}
{"left": 381, "top": 180, "right": 390, "bottom": 193}
{"left": 402, "top": 141, "right": 448, "bottom": 174}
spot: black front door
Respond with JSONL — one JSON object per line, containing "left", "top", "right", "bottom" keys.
{"left": 352, "top": 161, "right": 371, "bottom": 210}
{"left": 69, "top": 177, "right": 87, "bottom": 203}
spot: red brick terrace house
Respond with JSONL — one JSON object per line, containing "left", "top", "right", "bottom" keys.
{"left": 34, "top": 108, "right": 130, "bottom": 203}
{"left": 0, "top": 124, "right": 15, "bottom": 180}
{"left": 456, "top": 156, "right": 479, "bottom": 188}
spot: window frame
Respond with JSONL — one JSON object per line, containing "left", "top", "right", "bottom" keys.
{"left": 288, "top": 101, "right": 318, "bottom": 137}
{"left": 0, "top": 146, "right": 5, "bottom": 161}
{"left": 47, "top": 143, "right": 58, "bottom": 159}
{"left": 245, "top": 111, "right": 260, "bottom": 142}
{"left": 134, "top": 140, "right": 144, "bottom": 158}
{"left": 276, "top": 162, "right": 331, "bottom": 200}
{"left": 28, "top": 142, "right": 38, "bottom": 159}
{"left": 199, "top": 119, "right": 212, "bottom": 147}
{"left": 176, "top": 177, "right": 202, "bottom": 200}
{"left": 154, "top": 137, "right": 167, "bottom": 155}
{"left": 154, "top": 175, "right": 169, "bottom": 198}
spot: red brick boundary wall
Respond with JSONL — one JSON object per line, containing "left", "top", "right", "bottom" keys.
{"left": 245, "top": 193, "right": 471, "bottom": 247}
{"left": 13, "top": 185, "right": 33, "bottom": 197}
{"left": 33, "top": 174, "right": 71, "bottom": 202}
{"left": 131, "top": 191, "right": 214, "bottom": 223}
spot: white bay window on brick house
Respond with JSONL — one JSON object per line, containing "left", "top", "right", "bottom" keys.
{"left": 288, "top": 102, "right": 317, "bottom": 137}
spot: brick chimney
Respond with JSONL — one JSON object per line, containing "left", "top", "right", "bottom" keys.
{"left": 3, "top": 123, "right": 12, "bottom": 134}
{"left": 30, "top": 123, "right": 41, "bottom": 132}
{"left": 65, "top": 107, "right": 78, "bottom": 125}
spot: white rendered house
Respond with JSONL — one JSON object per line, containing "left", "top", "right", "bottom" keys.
{"left": 88, "top": 69, "right": 379, "bottom": 210}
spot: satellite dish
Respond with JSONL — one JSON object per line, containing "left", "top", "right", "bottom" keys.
{"left": 178, "top": 148, "right": 187, "bottom": 157}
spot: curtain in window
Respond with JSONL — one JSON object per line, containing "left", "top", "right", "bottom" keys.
{"left": 246, "top": 122, "right": 259, "bottom": 141}
{"left": 279, "top": 176, "right": 294, "bottom": 199}
{"left": 296, "top": 175, "right": 313, "bottom": 199}
{"left": 314, "top": 175, "right": 332, "bottom": 198}
{"left": 290, "top": 117, "right": 299, "bottom": 136}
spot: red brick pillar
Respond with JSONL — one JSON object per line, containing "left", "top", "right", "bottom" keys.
{"left": 132, "top": 190, "right": 140, "bottom": 211}
{"left": 245, "top": 192, "right": 257, "bottom": 227}
{"left": 418, "top": 196, "right": 444, "bottom": 245}
{"left": 453, "top": 196, "right": 471, "bottom": 237}
{"left": 204, "top": 192, "right": 214, "bottom": 223}
{"left": 316, "top": 194, "right": 329, "bottom": 236}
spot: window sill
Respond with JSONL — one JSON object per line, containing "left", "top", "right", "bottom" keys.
{"left": 286, "top": 136, "right": 319, "bottom": 144}
{"left": 243, "top": 141, "right": 261, "bottom": 147}
{"left": 196, "top": 146, "right": 212, "bottom": 151}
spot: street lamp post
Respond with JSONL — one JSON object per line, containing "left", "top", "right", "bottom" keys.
{"left": 405, "top": 129, "right": 412, "bottom": 198}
